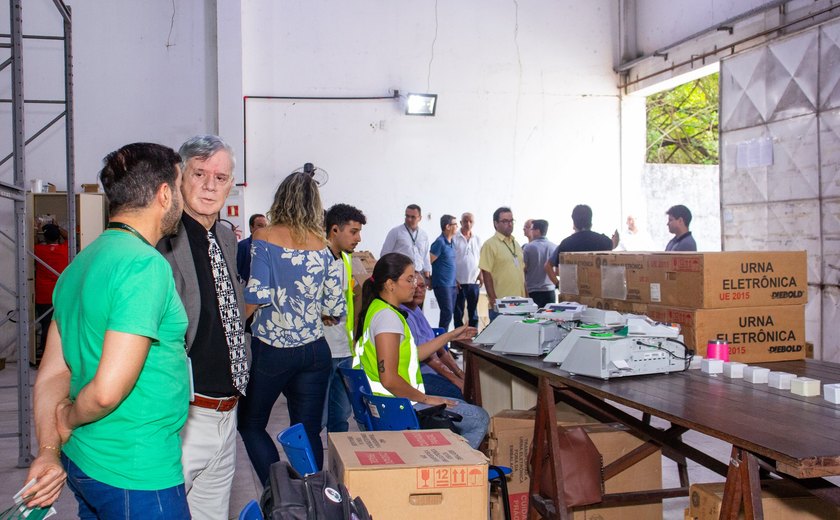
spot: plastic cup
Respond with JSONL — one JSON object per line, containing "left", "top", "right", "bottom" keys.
{"left": 706, "top": 340, "right": 730, "bottom": 362}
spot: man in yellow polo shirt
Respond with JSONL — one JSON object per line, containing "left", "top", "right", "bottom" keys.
{"left": 479, "top": 207, "right": 526, "bottom": 321}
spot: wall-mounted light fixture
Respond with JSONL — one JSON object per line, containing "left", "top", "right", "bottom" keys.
{"left": 404, "top": 93, "right": 438, "bottom": 116}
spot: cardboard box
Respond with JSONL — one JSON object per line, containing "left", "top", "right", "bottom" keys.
{"left": 81, "top": 183, "right": 99, "bottom": 193}
{"left": 560, "top": 252, "right": 655, "bottom": 303}
{"left": 328, "top": 430, "right": 488, "bottom": 520}
{"left": 645, "top": 304, "right": 806, "bottom": 362}
{"left": 689, "top": 480, "right": 840, "bottom": 519}
{"left": 563, "top": 251, "right": 807, "bottom": 309}
{"left": 645, "top": 251, "right": 807, "bottom": 308}
{"left": 487, "top": 411, "right": 661, "bottom": 520}
{"left": 352, "top": 250, "right": 377, "bottom": 276}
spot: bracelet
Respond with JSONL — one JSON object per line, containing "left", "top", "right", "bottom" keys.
{"left": 39, "top": 445, "right": 60, "bottom": 454}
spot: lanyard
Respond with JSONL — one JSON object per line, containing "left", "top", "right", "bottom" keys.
{"left": 500, "top": 236, "right": 518, "bottom": 259}
{"left": 404, "top": 224, "right": 418, "bottom": 246}
{"left": 108, "top": 222, "right": 152, "bottom": 247}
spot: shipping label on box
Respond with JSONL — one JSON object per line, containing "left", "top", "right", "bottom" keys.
{"left": 646, "top": 304, "right": 806, "bottom": 362}
{"left": 329, "top": 430, "right": 488, "bottom": 520}
{"left": 559, "top": 264, "right": 580, "bottom": 296}
{"left": 559, "top": 253, "right": 602, "bottom": 297}
{"left": 488, "top": 411, "right": 661, "bottom": 520}
{"left": 599, "top": 253, "right": 650, "bottom": 303}
{"left": 645, "top": 251, "right": 807, "bottom": 308}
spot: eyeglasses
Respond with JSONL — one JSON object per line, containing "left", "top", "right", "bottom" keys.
{"left": 400, "top": 275, "right": 418, "bottom": 285}
{"left": 497, "top": 219, "right": 515, "bottom": 225}
{"left": 189, "top": 169, "right": 233, "bottom": 186}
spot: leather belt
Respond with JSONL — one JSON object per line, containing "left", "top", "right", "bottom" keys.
{"left": 190, "top": 394, "right": 239, "bottom": 412}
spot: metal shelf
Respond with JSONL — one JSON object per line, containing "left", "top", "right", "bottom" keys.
{"left": 0, "top": 0, "right": 74, "bottom": 468}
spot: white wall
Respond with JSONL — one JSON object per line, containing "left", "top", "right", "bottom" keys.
{"left": 232, "top": 0, "right": 624, "bottom": 253}
{"left": 0, "top": 0, "right": 220, "bottom": 188}
{"left": 0, "top": 0, "right": 220, "bottom": 351}
{"left": 634, "top": 0, "right": 771, "bottom": 55}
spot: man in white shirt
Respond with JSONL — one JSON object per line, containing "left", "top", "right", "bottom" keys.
{"left": 380, "top": 204, "right": 431, "bottom": 280}
{"left": 453, "top": 212, "right": 482, "bottom": 328}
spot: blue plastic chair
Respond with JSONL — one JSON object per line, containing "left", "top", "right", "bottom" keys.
{"left": 337, "top": 360, "right": 374, "bottom": 431}
{"left": 433, "top": 326, "right": 458, "bottom": 358}
{"left": 431, "top": 327, "right": 448, "bottom": 348}
{"left": 238, "top": 499, "right": 263, "bottom": 520}
{"left": 277, "top": 423, "right": 318, "bottom": 476}
{"left": 489, "top": 465, "right": 513, "bottom": 520}
{"left": 360, "top": 390, "right": 421, "bottom": 431}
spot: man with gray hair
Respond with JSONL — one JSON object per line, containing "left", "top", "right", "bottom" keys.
{"left": 157, "top": 135, "right": 247, "bottom": 519}
{"left": 453, "top": 212, "right": 482, "bottom": 328}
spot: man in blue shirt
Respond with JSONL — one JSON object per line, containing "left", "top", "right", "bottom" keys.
{"left": 236, "top": 213, "right": 267, "bottom": 283}
{"left": 430, "top": 214, "right": 458, "bottom": 329}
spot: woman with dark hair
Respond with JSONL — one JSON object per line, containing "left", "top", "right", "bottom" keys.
{"left": 353, "top": 252, "right": 489, "bottom": 448}
{"left": 238, "top": 172, "right": 345, "bottom": 484}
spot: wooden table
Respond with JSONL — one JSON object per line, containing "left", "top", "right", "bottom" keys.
{"left": 457, "top": 340, "right": 840, "bottom": 519}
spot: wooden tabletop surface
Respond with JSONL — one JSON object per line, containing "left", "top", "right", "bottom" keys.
{"left": 457, "top": 340, "right": 840, "bottom": 478}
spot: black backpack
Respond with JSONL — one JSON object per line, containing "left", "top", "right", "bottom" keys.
{"left": 260, "top": 461, "right": 373, "bottom": 520}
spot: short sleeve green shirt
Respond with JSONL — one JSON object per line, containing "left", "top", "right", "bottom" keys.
{"left": 54, "top": 230, "right": 189, "bottom": 490}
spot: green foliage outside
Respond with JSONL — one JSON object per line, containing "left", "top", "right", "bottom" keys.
{"left": 646, "top": 73, "right": 719, "bottom": 164}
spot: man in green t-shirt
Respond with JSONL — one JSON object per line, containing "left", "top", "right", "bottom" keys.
{"left": 23, "top": 143, "right": 190, "bottom": 520}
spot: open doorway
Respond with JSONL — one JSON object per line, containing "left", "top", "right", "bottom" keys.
{"left": 637, "top": 71, "right": 722, "bottom": 252}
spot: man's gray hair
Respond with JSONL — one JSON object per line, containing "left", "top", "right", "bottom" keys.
{"left": 178, "top": 135, "right": 236, "bottom": 170}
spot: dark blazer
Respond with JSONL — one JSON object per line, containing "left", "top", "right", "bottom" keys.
{"left": 157, "top": 221, "right": 246, "bottom": 353}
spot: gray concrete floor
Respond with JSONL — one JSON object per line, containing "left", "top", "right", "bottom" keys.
{"left": 0, "top": 361, "right": 734, "bottom": 519}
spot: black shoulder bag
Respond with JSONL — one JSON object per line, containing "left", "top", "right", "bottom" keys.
{"left": 415, "top": 403, "right": 463, "bottom": 432}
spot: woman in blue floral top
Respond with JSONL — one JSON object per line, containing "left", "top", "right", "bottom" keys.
{"left": 238, "top": 172, "right": 345, "bottom": 484}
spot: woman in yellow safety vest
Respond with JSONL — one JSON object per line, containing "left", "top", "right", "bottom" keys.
{"left": 353, "top": 252, "right": 489, "bottom": 448}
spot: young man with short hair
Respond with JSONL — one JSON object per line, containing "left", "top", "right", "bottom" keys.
{"left": 323, "top": 203, "right": 367, "bottom": 432}
{"left": 665, "top": 204, "right": 697, "bottom": 251}
{"left": 430, "top": 214, "right": 459, "bottom": 329}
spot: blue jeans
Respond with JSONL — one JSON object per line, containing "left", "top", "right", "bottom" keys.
{"left": 62, "top": 453, "right": 189, "bottom": 520}
{"left": 322, "top": 356, "right": 353, "bottom": 433}
{"left": 237, "top": 337, "right": 331, "bottom": 485}
{"left": 454, "top": 283, "right": 480, "bottom": 327}
{"left": 433, "top": 285, "right": 458, "bottom": 329}
{"left": 414, "top": 398, "right": 489, "bottom": 449}
{"left": 421, "top": 365, "right": 463, "bottom": 399}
